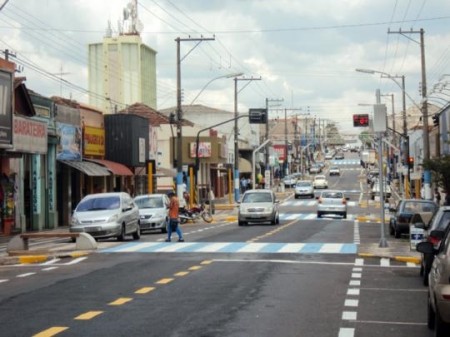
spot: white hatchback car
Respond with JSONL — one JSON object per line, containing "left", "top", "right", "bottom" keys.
{"left": 313, "top": 175, "right": 328, "bottom": 189}
{"left": 317, "top": 190, "right": 348, "bottom": 218}
{"left": 294, "top": 180, "right": 315, "bottom": 199}
{"left": 70, "top": 192, "right": 140, "bottom": 241}
{"left": 238, "top": 189, "right": 279, "bottom": 226}
{"left": 134, "top": 194, "right": 169, "bottom": 233}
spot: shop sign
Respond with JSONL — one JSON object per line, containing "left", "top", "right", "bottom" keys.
{"left": 0, "top": 70, "right": 13, "bottom": 148}
{"left": 84, "top": 126, "right": 105, "bottom": 156}
{"left": 12, "top": 116, "right": 48, "bottom": 154}
{"left": 273, "top": 144, "right": 286, "bottom": 160}
{"left": 56, "top": 122, "right": 81, "bottom": 160}
{"left": 190, "top": 142, "right": 211, "bottom": 158}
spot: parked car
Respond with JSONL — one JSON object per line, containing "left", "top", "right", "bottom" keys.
{"left": 416, "top": 206, "right": 450, "bottom": 285}
{"left": 416, "top": 227, "right": 450, "bottom": 336}
{"left": 313, "top": 175, "right": 328, "bottom": 189}
{"left": 325, "top": 152, "right": 334, "bottom": 160}
{"left": 335, "top": 152, "right": 345, "bottom": 160}
{"left": 294, "top": 180, "right": 315, "bottom": 199}
{"left": 317, "top": 190, "right": 348, "bottom": 218}
{"left": 282, "top": 175, "right": 297, "bottom": 187}
{"left": 329, "top": 166, "right": 340, "bottom": 176}
{"left": 238, "top": 189, "right": 279, "bottom": 226}
{"left": 70, "top": 192, "right": 141, "bottom": 241}
{"left": 134, "top": 194, "right": 169, "bottom": 233}
{"left": 389, "top": 199, "right": 438, "bottom": 238}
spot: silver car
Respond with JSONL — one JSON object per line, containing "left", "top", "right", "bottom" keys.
{"left": 417, "top": 228, "right": 450, "bottom": 335}
{"left": 238, "top": 189, "right": 279, "bottom": 226}
{"left": 70, "top": 192, "right": 140, "bottom": 241}
{"left": 317, "top": 190, "right": 348, "bottom": 218}
{"left": 134, "top": 194, "right": 169, "bottom": 233}
{"left": 294, "top": 180, "right": 314, "bottom": 199}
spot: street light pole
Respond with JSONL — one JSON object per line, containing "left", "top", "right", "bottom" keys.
{"left": 190, "top": 72, "right": 243, "bottom": 105}
{"left": 234, "top": 76, "right": 261, "bottom": 202}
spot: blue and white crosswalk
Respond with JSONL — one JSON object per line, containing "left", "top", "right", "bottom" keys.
{"left": 100, "top": 242, "right": 357, "bottom": 254}
{"left": 279, "top": 213, "right": 355, "bottom": 220}
{"left": 283, "top": 200, "right": 357, "bottom": 207}
{"left": 330, "top": 160, "right": 360, "bottom": 165}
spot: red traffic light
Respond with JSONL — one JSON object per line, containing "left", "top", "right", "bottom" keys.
{"left": 353, "top": 114, "right": 369, "bottom": 127}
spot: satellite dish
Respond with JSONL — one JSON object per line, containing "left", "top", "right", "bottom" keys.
{"left": 135, "top": 20, "right": 144, "bottom": 34}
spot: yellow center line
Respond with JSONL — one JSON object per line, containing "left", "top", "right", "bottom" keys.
{"left": 248, "top": 219, "right": 297, "bottom": 242}
{"left": 108, "top": 297, "right": 133, "bottom": 306}
{"left": 188, "top": 266, "right": 202, "bottom": 271}
{"left": 156, "top": 278, "right": 174, "bottom": 284}
{"left": 74, "top": 311, "right": 103, "bottom": 320}
{"left": 135, "top": 287, "right": 155, "bottom": 294}
{"left": 201, "top": 260, "right": 213, "bottom": 265}
{"left": 174, "top": 271, "right": 189, "bottom": 277}
{"left": 33, "top": 327, "right": 68, "bottom": 337}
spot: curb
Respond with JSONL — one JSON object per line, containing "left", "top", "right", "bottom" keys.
{"left": 358, "top": 252, "right": 421, "bottom": 264}
{"left": 0, "top": 250, "right": 92, "bottom": 265}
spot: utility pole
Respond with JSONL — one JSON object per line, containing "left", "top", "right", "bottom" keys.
{"left": 389, "top": 28, "right": 431, "bottom": 198}
{"left": 234, "top": 76, "right": 261, "bottom": 202}
{"left": 175, "top": 36, "right": 215, "bottom": 201}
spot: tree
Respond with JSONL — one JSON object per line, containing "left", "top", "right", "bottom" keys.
{"left": 358, "top": 131, "right": 372, "bottom": 148}
{"left": 422, "top": 155, "right": 450, "bottom": 204}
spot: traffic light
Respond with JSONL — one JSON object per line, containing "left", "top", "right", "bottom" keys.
{"left": 408, "top": 156, "right": 414, "bottom": 169}
{"left": 353, "top": 114, "right": 369, "bottom": 127}
{"left": 432, "top": 114, "right": 439, "bottom": 127}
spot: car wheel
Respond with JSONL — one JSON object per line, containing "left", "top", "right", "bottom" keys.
{"left": 238, "top": 220, "right": 246, "bottom": 226}
{"left": 132, "top": 225, "right": 141, "bottom": 240}
{"left": 161, "top": 227, "right": 167, "bottom": 234}
{"left": 295, "top": 195, "right": 298, "bottom": 199}
{"left": 342, "top": 213, "right": 347, "bottom": 219}
{"left": 428, "top": 294, "right": 435, "bottom": 329}
{"left": 317, "top": 212, "right": 321, "bottom": 218}
{"left": 271, "top": 216, "right": 276, "bottom": 225}
{"left": 311, "top": 194, "right": 315, "bottom": 199}
{"left": 276, "top": 215, "right": 280, "bottom": 224}
{"left": 117, "top": 224, "right": 126, "bottom": 241}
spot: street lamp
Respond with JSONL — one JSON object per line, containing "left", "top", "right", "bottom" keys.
{"left": 190, "top": 72, "right": 243, "bottom": 105}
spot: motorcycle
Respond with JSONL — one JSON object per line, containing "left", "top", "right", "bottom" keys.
{"left": 179, "top": 204, "right": 213, "bottom": 224}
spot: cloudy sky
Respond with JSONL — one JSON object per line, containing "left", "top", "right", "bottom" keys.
{"left": 1, "top": 0, "right": 450, "bottom": 133}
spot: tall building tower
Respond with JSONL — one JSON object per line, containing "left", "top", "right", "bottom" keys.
{"left": 88, "top": 0, "right": 157, "bottom": 114}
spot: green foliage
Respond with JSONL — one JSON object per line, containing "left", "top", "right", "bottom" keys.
{"left": 358, "top": 131, "right": 372, "bottom": 147}
{"left": 422, "top": 155, "right": 450, "bottom": 193}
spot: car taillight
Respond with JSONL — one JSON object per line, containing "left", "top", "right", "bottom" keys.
{"left": 428, "top": 236, "right": 441, "bottom": 246}
{"left": 442, "top": 294, "right": 450, "bottom": 300}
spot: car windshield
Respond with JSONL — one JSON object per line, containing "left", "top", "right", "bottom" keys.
{"left": 77, "top": 196, "right": 121, "bottom": 211}
{"left": 322, "top": 192, "right": 343, "bottom": 199}
{"left": 402, "top": 201, "right": 437, "bottom": 213}
{"left": 135, "top": 197, "right": 164, "bottom": 209}
{"left": 331, "top": 166, "right": 338, "bottom": 170}
{"left": 315, "top": 176, "right": 325, "bottom": 180}
{"left": 297, "top": 182, "right": 312, "bottom": 187}
{"left": 242, "top": 192, "right": 273, "bottom": 203}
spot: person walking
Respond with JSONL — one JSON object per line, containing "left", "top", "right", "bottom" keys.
{"left": 166, "top": 191, "right": 184, "bottom": 242}
{"left": 435, "top": 187, "right": 442, "bottom": 205}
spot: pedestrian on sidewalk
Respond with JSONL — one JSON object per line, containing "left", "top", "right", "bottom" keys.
{"left": 166, "top": 191, "right": 184, "bottom": 242}
{"left": 435, "top": 187, "right": 442, "bottom": 205}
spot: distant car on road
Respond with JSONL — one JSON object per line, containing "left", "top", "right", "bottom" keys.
{"left": 325, "top": 153, "right": 334, "bottom": 160}
{"left": 389, "top": 199, "right": 438, "bottom": 238}
{"left": 335, "top": 152, "right": 345, "bottom": 160}
{"left": 70, "top": 192, "right": 141, "bottom": 241}
{"left": 329, "top": 166, "right": 340, "bottom": 176}
{"left": 317, "top": 190, "right": 348, "bottom": 218}
{"left": 283, "top": 175, "right": 297, "bottom": 187}
{"left": 309, "top": 164, "right": 321, "bottom": 174}
{"left": 134, "top": 194, "right": 169, "bottom": 233}
{"left": 294, "top": 180, "right": 315, "bottom": 199}
{"left": 313, "top": 175, "right": 328, "bottom": 189}
{"left": 238, "top": 189, "right": 279, "bottom": 226}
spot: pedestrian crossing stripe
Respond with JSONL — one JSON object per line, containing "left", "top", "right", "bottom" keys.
{"left": 330, "top": 160, "right": 360, "bottom": 165}
{"left": 100, "top": 242, "right": 357, "bottom": 254}
{"left": 284, "top": 200, "right": 357, "bottom": 207}
{"left": 278, "top": 212, "right": 355, "bottom": 220}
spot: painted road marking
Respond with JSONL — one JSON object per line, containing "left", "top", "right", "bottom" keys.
{"left": 74, "top": 311, "right": 103, "bottom": 320}
{"left": 109, "top": 297, "right": 133, "bottom": 306}
{"left": 32, "top": 327, "right": 68, "bottom": 337}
